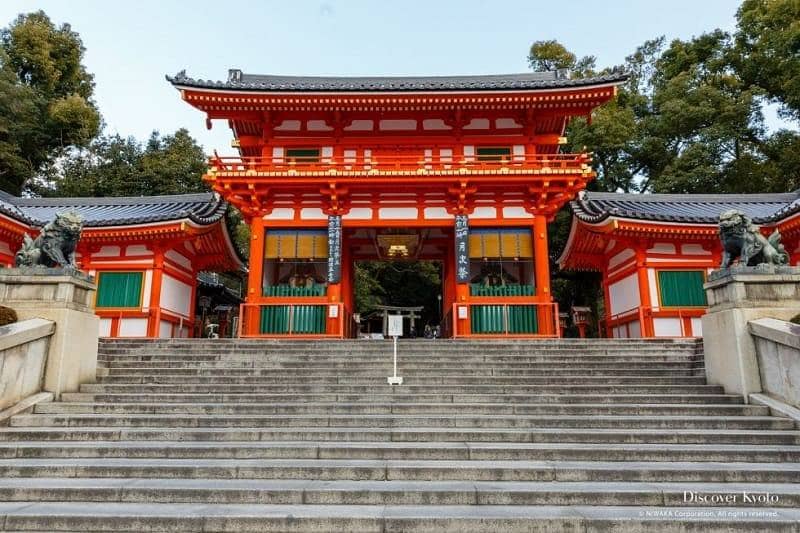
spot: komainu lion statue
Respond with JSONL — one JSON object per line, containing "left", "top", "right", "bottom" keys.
{"left": 14, "top": 211, "right": 84, "bottom": 268}
{"left": 719, "top": 209, "right": 788, "bottom": 268}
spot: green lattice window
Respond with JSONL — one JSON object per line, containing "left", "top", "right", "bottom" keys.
{"left": 286, "top": 148, "right": 320, "bottom": 163}
{"left": 476, "top": 146, "right": 512, "bottom": 162}
{"left": 95, "top": 271, "right": 143, "bottom": 308}
{"left": 657, "top": 270, "right": 707, "bottom": 307}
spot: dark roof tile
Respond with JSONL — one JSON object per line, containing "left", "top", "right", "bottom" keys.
{"left": 167, "top": 69, "right": 629, "bottom": 93}
{"left": 571, "top": 191, "right": 800, "bottom": 225}
{"left": 0, "top": 191, "right": 226, "bottom": 228}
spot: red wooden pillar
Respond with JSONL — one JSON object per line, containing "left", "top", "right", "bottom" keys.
{"left": 441, "top": 238, "right": 456, "bottom": 337}
{"left": 244, "top": 216, "right": 266, "bottom": 336}
{"left": 147, "top": 248, "right": 164, "bottom": 338}
{"left": 602, "top": 271, "right": 613, "bottom": 338}
{"left": 533, "top": 215, "right": 553, "bottom": 335}
{"left": 326, "top": 231, "right": 348, "bottom": 336}
{"left": 635, "top": 248, "right": 653, "bottom": 338}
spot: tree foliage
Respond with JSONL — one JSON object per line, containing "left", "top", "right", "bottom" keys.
{"left": 534, "top": 3, "right": 800, "bottom": 330}
{"left": 41, "top": 129, "right": 207, "bottom": 197}
{"left": 355, "top": 261, "right": 442, "bottom": 326}
{"left": 0, "top": 11, "right": 100, "bottom": 194}
{"left": 736, "top": 0, "right": 800, "bottom": 120}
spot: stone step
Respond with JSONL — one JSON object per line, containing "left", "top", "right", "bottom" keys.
{"left": 1, "top": 458, "right": 798, "bottom": 483}
{"left": 97, "top": 355, "right": 702, "bottom": 363}
{"left": 12, "top": 413, "right": 791, "bottom": 430}
{"left": 101, "top": 362, "right": 703, "bottom": 373}
{"left": 59, "top": 392, "right": 746, "bottom": 404}
{"left": 3, "top": 501, "right": 792, "bottom": 532}
{"left": 0, "top": 427, "right": 796, "bottom": 445}
{"left": 95, "top": 375, "right": 709, "bottom": 385}
{"left": 78, "top": 384, "right": 727, "bottom": 394}
{"left": 2, "top": 441, "right": 799, "bottom": 463}
{"left": 0, "top": 478, "right": 797, "bottom": 507}
{"left": 34, "top": 402, "right": 768, "bottom": 417}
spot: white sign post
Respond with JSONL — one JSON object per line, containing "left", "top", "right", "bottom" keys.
{"left": 387, "top": 315, "right": 403, "bottom": 385}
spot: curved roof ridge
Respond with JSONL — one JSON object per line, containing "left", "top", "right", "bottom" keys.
{"left": 584, "top": 191, "right": 800, "bottom": 203}
{"left": 0, "top": 191, "right": 226, "bottom": 228}
{"left": 13, "top": 192, "right": 215, "bottom": 207}
{"left": 167, "top": 69, "right": 629, "bottom": 93}
{"left": 572, "top": 190, "right": 800, "bottom": 225}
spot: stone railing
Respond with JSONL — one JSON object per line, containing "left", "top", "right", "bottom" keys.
{"left": 0, "top": 318, "right": 55, "bottom": 414}
{"left": 749, "top": 317, "right": 800, "bottom": 408}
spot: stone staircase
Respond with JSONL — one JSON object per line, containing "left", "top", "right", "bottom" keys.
{"left": 0, "top": 338, "right": 799, "bottom": 531}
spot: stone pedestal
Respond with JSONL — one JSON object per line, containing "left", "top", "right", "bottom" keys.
{"left": 702, "top": 266, "right": 800, "bottom": 399}
{"left": 0, "top": 269, "right": 98, "bottom": 399}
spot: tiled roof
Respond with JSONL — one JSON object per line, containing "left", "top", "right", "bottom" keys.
{"left": 167, "top": 69, "right": 629, "bottom": 93}
{"left": 571, "top": 191, "right": 800, "bottom": 225}
{"left": 0, "top": 191, "right": 227, "bottom": 228}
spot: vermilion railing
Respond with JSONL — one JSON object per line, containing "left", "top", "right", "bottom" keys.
{"left": 208, "top": 153, "right": 590, "bottom": 174}
{"left": 451, "top": 301, "right": 560, "bottom": 338}
{"left": 237, "top": 302, "right": 350, "bottom": 339}
{"left": 605, "top": 306, "right": 706, "bottom": 338}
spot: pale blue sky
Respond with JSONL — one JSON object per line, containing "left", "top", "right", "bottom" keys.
{"left": 2, "top": 0, "right": 750, "bottom": 156}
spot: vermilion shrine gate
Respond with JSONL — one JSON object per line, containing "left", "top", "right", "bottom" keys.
{"left": 170, "top": 69, "right": 627, "bottom": 338}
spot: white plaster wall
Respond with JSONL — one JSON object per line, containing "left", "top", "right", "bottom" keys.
{"left": 300, "top": 208, "right": 327, "bottom": 220}
{"left": 424, "top": 207, "right": 453, "bottom": 220}
{"left": 344, "top": 120, "right": 373, "bottom": 131}
{"left": 471, "top": 207, "right": 498, "bottom": 219}
{"left": 653, "top": 317, "right": 683, "bottom": 337}
{"left": 608, "top": 249, "right": 635, "bottom": 269}
{"left": 691, "top": 317, "right": 703, "bottom": 337}
{"left": 648, "top": 268, "right": 659, "bottom": 310}
{"left": 648, "top": 243, "right": 676, "bottom": 254}
{"left": 307, "top": 120, "right": 332, "bottom": 131}
{"left": 423, "top": 119, "right": 450, "bottom": 130}
{"left": 274, "top": 120, "right": 300, "bottom": 131}
{"left": 92, "top": 246, "right": 121, "bottom": 258}
{"left": 378, "top": 208, "right": 418, "bottom": 220}
{"left": 682, "top": 244, "right": 711, "bottom": 255}
{"left": 502, "top": 207, "right": 534, "bottom": 219}
{"left": 165, "top": 250, "right": 192, "bottom": 272}
{"left": 98, "top": 318, "right": 112, "bottom": 337}
{"left": 608, "top": 274, "right": 640, "bottom": 315}
{"left": 343, "top": 208, "right": 373, "bottom": 220}
{"left": 125, "top": 245, "right": 151, "bottom": 256}
{"left": 160, "top": 274, "right": 192, "bottom": 317}
{"left": 142, "top": 270, "right": 153, "bottom": 310}
{"left": 497, "top": 118, "right": 522, "bottom": 129}
{"left": 263, "top": 208, "right": 295, "bottom": 220}
{"left": 119, "top": 318, "right": 148, "bottom": 337}
{"left": 379, "top": 119, "right": 416, "bottom": 130}
{"left": 628, "top": 320, "right": 642, "bottom": 338}
{"left": 159, "top": 320, "right": 172, "bottom": 339}
{"left": 463, "top": 118, "right": 490, "bottom": 129}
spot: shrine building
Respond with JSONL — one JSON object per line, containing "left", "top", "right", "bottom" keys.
{"left": 169, "top": 68, "right": 628, "bottom": 338}
{"left": 558, "top": 190, "right": 800, "bottom": 338}
{"left": 0, "top": 191, "right": 243, "bottom": 338}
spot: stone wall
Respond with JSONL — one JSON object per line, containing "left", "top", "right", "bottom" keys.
{"left": 749, "top": 317, "right": 800, "bottom": 408}
{"left": 0, "top": 318, "right": 55, "bottom": 411}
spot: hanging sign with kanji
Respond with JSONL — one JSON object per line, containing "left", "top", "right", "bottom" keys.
{"left": 327, "top": 215, "right": 342, "bottom": 283}
{"left": 455, "top": 215, "right": 470, "bottom": 283}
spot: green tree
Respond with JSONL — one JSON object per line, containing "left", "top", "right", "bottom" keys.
{"left": 354, "top": 261, "right": 442, "bottom": 326}
{"left": 528, "top": 39, "right": 596, "bottom": 76}
{"left": 736, "top": 0, "right": 800, "bottom": 119}
{"left": 43, "top": 128, "right": 208, "bottom": 197}
{"left": 0, "top": 11, "right": 100, "bottom": 194}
